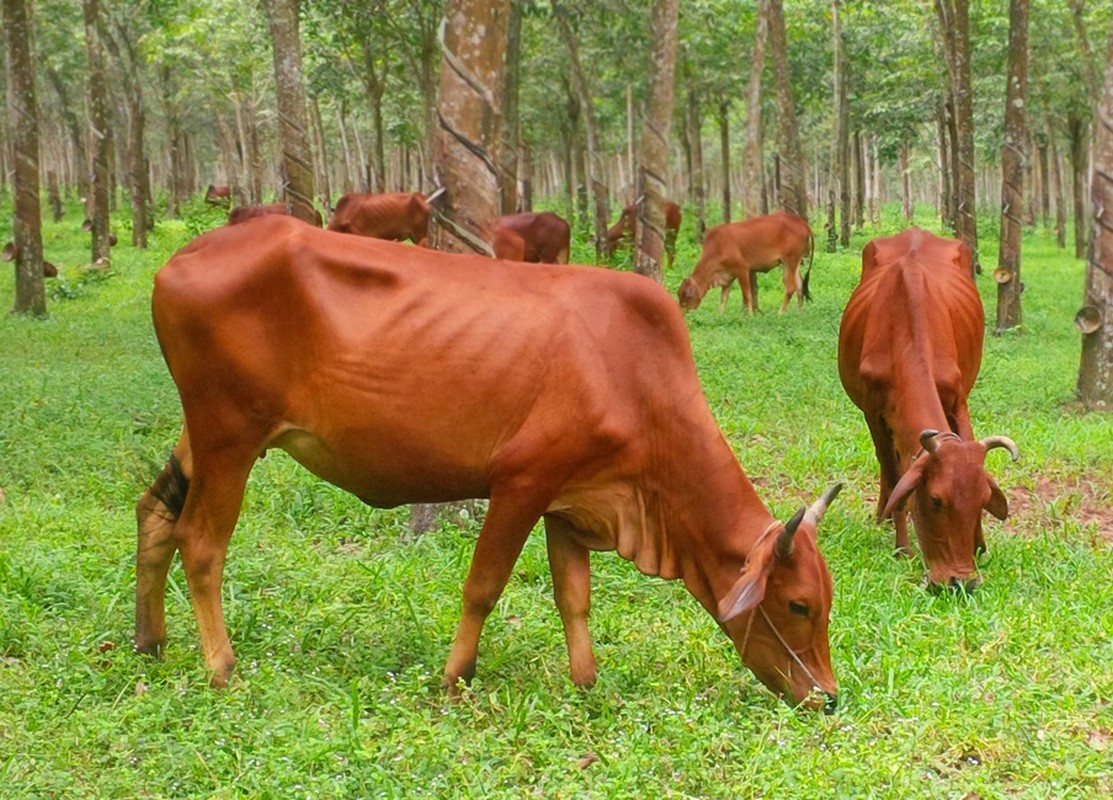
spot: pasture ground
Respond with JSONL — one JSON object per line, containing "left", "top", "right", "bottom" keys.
{"left": 1, "top": 197, "right": 1111, "bottom": 798}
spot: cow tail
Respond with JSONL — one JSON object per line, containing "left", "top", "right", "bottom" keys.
{"left": 145, "top": 453, "right": 191, "bottom": 522}
{"left": 802, "top": 231, "right": 815, "bottom": 302}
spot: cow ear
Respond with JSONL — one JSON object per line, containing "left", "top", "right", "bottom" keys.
{"left": 880, "top": 458, "right": 927, "bottom": 520}
{"left": 717, "top": 541, "right": 776, "bottom": 623}
{"left": 985, "top": 476, "right": 1008, "bottom": 520}
{"left": 861, "top": 241, "right": 878, "bottom": 275}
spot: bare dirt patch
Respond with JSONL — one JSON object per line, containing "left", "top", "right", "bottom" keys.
{"left": 1007, "top": 475, "right": 1113, "bottom": 545}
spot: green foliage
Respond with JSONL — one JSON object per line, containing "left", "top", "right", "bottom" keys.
{"left": 0, "top": 198, "right": 1110, "bottom": 797}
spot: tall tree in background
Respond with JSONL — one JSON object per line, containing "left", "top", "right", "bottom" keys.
{"left": 995, "top": 0, "right": 1028, "bottom": 333}
{"left": 741, "top": 0, "right": 768, "bottom": 218}
{"left": 429, "top": 0, "right": 509, "bottom": 254}
{"left": 826, "top": 0, "right": 849, "bottom": 251}
{"left": 83, "top": 0, "right": 112, "bottom": 266}
{"left": 4, "top": 0, "right": 46, "bottom": 315}
{"left": 1067, "top": 0, "right": 1098, "bottom": 260}
{"left": 499, "top": 0, "right": 522, "bottom": 214}
{"left": 1076, "top": 16, "right": 1113, "bottom": 409}
{"left": 634, "top": 0, "right": 679, "bottom": 281}
{"left": 767, "top": 0, "right": 806, "bottom": 219}
{"left": 936, "top": 0, "right": 979, "bottom": 272}
{"left": 262, "top": 0, "right": 317, "bottom": 224}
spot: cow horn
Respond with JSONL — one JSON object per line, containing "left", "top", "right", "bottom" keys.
{"left": 805, "top": 483, "right": 844, "bottom": 526}
{"left": 776, "top": 507, "right": 806, "bottom": 559}
{"left": 980, "top": 435, "right": 1019, "bottom": 462}
{"left": 919, "top": 429, "right": 942, "bottom": 453}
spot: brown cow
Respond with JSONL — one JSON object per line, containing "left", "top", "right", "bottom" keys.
{"left": 227, "top": 202, "right": 323, "bottom": 228}
{"left": 678, "top": 212, "right": 813, "bottom": 314}
{"left": 135, "top": 215, "right": 843, "bottom": 710}
{"left": 837, "top": 228, "right": 1018, "bottom": 591}
{"left": 492, "top": 211, "right": 571, "bottom": 264}
{"left": 606, "top": 201, "right": 682, "bottom": 269}
{"left": 327, "top": 191, "right": 430, "bottom": 245}
{"left": 204, "top": 184, "right": 232, "bottom": 206}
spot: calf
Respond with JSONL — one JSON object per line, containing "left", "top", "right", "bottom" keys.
{"left": 837, "top": 228, "right": 1018, "bottom": 590}
{"left": 678, "top": 212, "right": 813, "bottom": 314}
{"left": 136, "top": 215, "right": 842, "bottom": 710}
{"left": 606, "top": 201, "right": 682, "bottom": 269}
{"left": 204, "top": 184, "right": 232, "bottom": 206}
{"left": 492, "top": 211, "right": 571, "bottom": 263}
{"left": 327, "top": 191, "right": 430, "bottom": 245}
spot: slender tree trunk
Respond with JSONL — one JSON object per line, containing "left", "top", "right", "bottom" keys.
{"left": 937, "top": 0, "right": 979, "bottom": 272}
{"left": 499, "top": 0, "right": 521, "bottom": 214}
{"left": 84, "top": 0, "right": 112, "bottom": 266}
{"left": 46, "top": 68, "right": 89, "bottom": 213}
{"left": 853, "top": 129, "right": 864, "bottom": 229}
{"left": 5, "top": 0, "right": 46, "bottom": 314}
{"left": 742, "top": 0, "right": 768, "bottom": 219}
{"left": 832, "top": 0, "right": 850, "bottom": 247}
{"left": 687, "top": 86, "right": 706, "bottom": 241}
{"left": 1069, "top": 112, "right": 1088, "bottom": 259}
{"left": 719, "top": 96, "right": 731, "bottom": 223}
{"left": 995, "top": 0, "right": 1028, "bottom": 333}
{"left": 103, "top": 17, "right": 150, "bottom": 247}
{"left": 555, "top": 4, "right": 609, "bottom": 260}
{"left": 262, "top": 0, "right": 317, "bottom": 224}
{"left": 310, "top": 96, "right": 332, "bottom": 213}
{"left": 1050, "top": 128, "right": 1067, "bottom": 249}
{"left": 520, "top": 140, "right": 533, "bottom": 211}
{"left": 634, "top": 0, "right": 679, "bottom": 281}
{"left": 1036, "top": 132, "right": 1050, "bottom": 227}
{"left": 937, "top": 101, "right": 953, "bottom": 230}
{"left": 768, "top": 0, "right": 807, "bottom": 219}
{"left": 1076, "top": 16, "right": 1113, "bottom": 409}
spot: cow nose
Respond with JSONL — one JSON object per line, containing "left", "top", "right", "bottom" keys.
{"left": 824, "top": 692, "right": 838, "bottom": 715}
{"left": 949, "top": 575, "right": 981, "bottom": 594}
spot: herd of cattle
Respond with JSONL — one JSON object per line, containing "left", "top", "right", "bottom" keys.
{"left": 132, "top": 188, "right": 1016, "bottom": 713}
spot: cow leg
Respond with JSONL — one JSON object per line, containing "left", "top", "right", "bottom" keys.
{"left": 741, "top": 270, "right": 757, "bottom": 315}
{"left": 174, "top": 448, "right": 255, "bottom": 687}
{"left": 665, "top": 229, "right": 678, "bottom": 271}
{"left": 135, "top": 431, "right": 192, "bottom": 658}
{"left": 780, "top": 261, "right": 802, "bottom": 313}
{"left": 865, "top": 415, "right": 913, "bottom": 557}
{"left": 718, "top": 280, "right": 733, "bottom": 313}
{"left": 543, "top": 515, "right": 597, "bottom": 687}
{"left": 442, "top": 491, "right": 545, "bottom": 691}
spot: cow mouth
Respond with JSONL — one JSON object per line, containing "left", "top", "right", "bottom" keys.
{"left": 925, "top": 574, "right": 982, "bottom": 594}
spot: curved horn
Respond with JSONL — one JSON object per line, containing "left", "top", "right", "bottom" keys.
{"left": 776, "top": 507, "right": 806, "bottom": 559}
{"left": 805, "top": 483, "right": 844, "bottom": 526}
{"left": 919, "top": 429, "right": 942, "bottom": 453}
{"left": 980, "top": 435, "right": 1019, "bottom": 462}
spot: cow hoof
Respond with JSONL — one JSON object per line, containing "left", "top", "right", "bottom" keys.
{"left": 893, "top": 546, "right": 914, "bottom": 559}
{"left": 133, "top": 638, "right": 164, "bottom": 659}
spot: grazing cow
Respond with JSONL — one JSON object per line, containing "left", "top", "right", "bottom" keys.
{"left": 837, "top": 228, "right": 1018, "bottom": 591}
{"left": 678, "top": 212, "right": 813, "bottom": 314}
{"left": 606, "top": 201, "right": 682, "bottom": 269}
{"left": 135, "top": 215, "right": 843, "bottom": 711}
{"left": 492, "top": 211, "right": 571, "bottom": 264}
{"left": 327, "top": 191, "right": 430, "bottom": 245}
{"left": 2, "top": 242, "right": 57, "bottom": 277}
{"left": 227, "top": 202, "right": 323, "bottom": 228}
{"left": 204, "top": 184, "right": 232, "bottom": 206}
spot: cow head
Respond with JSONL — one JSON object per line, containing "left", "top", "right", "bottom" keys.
{"left": 717, "top": 485, "right": 841, "bottom": 712}
{"left": 882, "top": 430, "right": 1018, "bottom": 591}
{"left": 677, "top": 277, "right": 704, "bottom": 309}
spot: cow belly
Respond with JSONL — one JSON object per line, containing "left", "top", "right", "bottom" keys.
{"left": 272, "top": 428, "right": 491, "bottom": 507}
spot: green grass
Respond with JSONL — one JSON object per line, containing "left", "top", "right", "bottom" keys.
{"left": 1, "top": 197, "right": 1110, "bottom": 798}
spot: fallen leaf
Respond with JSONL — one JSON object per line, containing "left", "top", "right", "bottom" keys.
{"left": 576, "top": 752, "right": 599, "bottom": 770}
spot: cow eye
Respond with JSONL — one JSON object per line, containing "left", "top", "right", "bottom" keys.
{"left": 788, "top": 601, "right": 810, "bottom": 617}
{"left": 930, "top": 495, "right": 944, "bottom": 510}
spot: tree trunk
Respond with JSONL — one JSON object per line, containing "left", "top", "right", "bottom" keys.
{"left": 46, "top": 67, "right": 89, "bottom": 213}
{"left": 84, "top": 0, "right": 112, "bottom": 266}
{"left": 310, "top": 96, "right": 332, "bottom": 213}
{"left": 719, "top": 96, "right": 731, "bottom": 223}
{"left": 936, "top": 0, "right": 979, "bottom": 272}
{"left": 5, "top": 0, "right": 46, "bottom": 315}
{"left": 853, "top": 129, "right": 864, "bottom": 229}
{"left": 555, "top": 4, "right": 609, "bottom": 260}
{"left": 899, "top": 141, "right": 913, "bottom": 219}
{"left": 429, "top": 0, "right": 508, "bottom": 255}
{"left": 741, "top": 0, "right": 768, "bottom": 219}
{"left": 262, "top": 0, "right": 317, "bottom": 225}
{"left": 499, "top": 0, "right": 521, "bottom": 214}
{"left": 937, "top": 101, "right": 953, "bottom": 230}
{"left": 1076, "top": 16, "right": 1113, "bottom": 409}
{"left": 520, "top": 141, "right": 533, "bottom": 211}
{"left": 995, "top": 0, "right": 1028, "bottom": 334}
{"left": 634, "top": 0, "right": 679, "bottom": 281}
{"left": 158, "top": 64, "right": 185, "bottom": 219}
{"left": 103, "top": 16, "right": 150, "bottom": 247}
{"left": 832, "top": 0, "right": 850, "bottom": 247}
{"left": 1050, "top": 128, "right": 1067, "bottom": 249}
{"left": 768, "top": 0, "right": 807, "bottom": 219}
{"left": 1036, "top": 132, "right": 1050, "bottom": 227}
{"left": 687, "top": 86, "right": 706, "bottom": 241}
{"left": 1069, "top": 112, "right": 1088, "bottom": 259}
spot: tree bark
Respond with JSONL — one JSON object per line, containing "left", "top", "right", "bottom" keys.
{"left": 1036, "top": 132, "right": 1050, "bottom": 227}
{"left": 687, "top": 86, "right": 706, "bottom": 241}
{"left": 936, "top": 0, "right": 979, "bottom": 272}
{"left": 853, "top": 129, "right": 864, "bottom": 228}
{"left": 499, "top": 0, "right": 522, "bottom": 214}
{"left": 832, "top": 0, "right": 850, "bottom": 247}
{"left": 5, "top": 0, "right": 46, "bottom": 315}
{"left": 995, "top": 0, "right": 1028, "bottom": 334}
{"left": 634, "top": 0, "right": 679, "bottom": 281}
{"left": 1076, "top": 15, "right": 1113, "bottom": 409}
{"left": 1049, "top": 126, "right": 1067, "bottom": 249}
{"left": 719, "top": 96, "right": 731, "bottom": 223}
{"left": 429, "top": 0, "right": 509, "bottom": 255}
{"left": 84, "top": 0, "right": 112, "bottom": 266}
{"left": 768, "top": 0, "right": 807, "bottom": 219}
{"left": 1069, "top": 112, "right": 1088, "bottom": 259}
{"left": 555, "top": 4, "right": 609, "bottom": 260}
{"left": 262, "top": 0, "right": 317, "bottom": 225}
{"left": 741, "top": 0, "right": 768, "bottom": 219}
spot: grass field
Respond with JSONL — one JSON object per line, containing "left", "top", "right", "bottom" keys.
{"left": 1, "top": 197, "right": 1110, "bottom": 798}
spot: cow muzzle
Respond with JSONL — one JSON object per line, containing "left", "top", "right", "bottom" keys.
{"left": 927, "top": 574, "right": 982, "bottom": 595}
